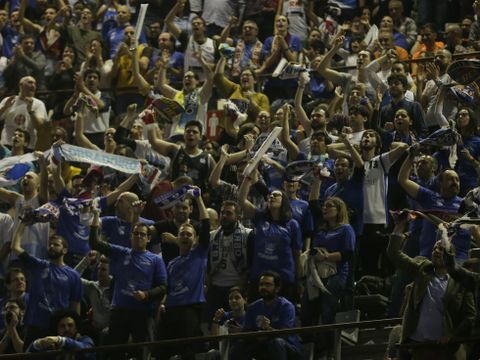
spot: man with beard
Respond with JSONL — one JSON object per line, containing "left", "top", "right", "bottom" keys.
{"left": 229, "top": 271, "right": 304, "bottom": 360}
{"left": 11, "top": 221, "right": 82, "bottom": 349}
{"left": 150, "top": 120, "right": 216, "bottom": 193}
{"left": 380, "top": 73, "right": 427, "bottom": 137}
{"left": 398, "top": 148, "right": 472, "bottom": 263}
{"left": 418, "top": 49, "right": 455, "bottom": 131}
{"left": 205, "top": 200, "right": 254, "bottom": 325}
{"left": 341, "top": 130, "right": 408, "bottom": 276}
{"left": 387, "top": 218, "right": 476, "bottom": 360}
{"left": 295, "top": 72, "right": 334, "bottom": 153}
{"left": 27, "top": 309, "right": 94, "bottom": 359}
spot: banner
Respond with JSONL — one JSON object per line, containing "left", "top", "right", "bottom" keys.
{"left": 243, "top": 127, "right": 283, "bottom": 177}
{"left": 153, "top": 185, "right": 200, "bottom": 209}
{"left": 151, "top": 96, "right": 184, "bottom": 121}
{"left": 53, "top": 144, "right": 142, "bottom": 174}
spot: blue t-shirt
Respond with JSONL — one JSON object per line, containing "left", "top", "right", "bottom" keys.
{"left": 107, "top": 25, "right": 147, "bottom": 58}
{"left": 244, "top": 296, "right": 302, "bottom": 350}
{"left": 19, "top": 252, "right": 82, "bottom": 328}
{"left": 290, "top": 199, "right": 314, "bottom": 243}
{"left": 456, "top": 136, "right": 480, "bottom": 196}
{"left": 108, "top": 244, "right": 167, "bottom": 311}
{"left": 56, "top": 191, "right": 107, "bottom": 256}
{"left": 166, "top": 244, "right": 209, "bottom": 307}
{"left": 312, "top": 224, "right": 356, "bottom": 280}
{"left": 166, "top": 219, "right": 210, "bottom": 307}
{"left": 415, "top": 186, "right": 469, "bottom": 260}
{"left": 250, "top": 210, "right": 302, "bottom": 284}
{"left": 219, "top": 310, "right": 245, "bottom": 327}
{"left": 101, "top": 216, "right": 154, "bottom": 248}
{"left": 323, "top": 168, "right": 364, "bottom": 235}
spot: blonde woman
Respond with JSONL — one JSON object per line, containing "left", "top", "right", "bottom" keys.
{"left": 302, "top": 185, "right": 356, "bottom": 357}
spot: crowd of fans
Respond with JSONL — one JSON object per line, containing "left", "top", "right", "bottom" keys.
{"left": 0, "top": 0, "right": 480, "bottom": 359}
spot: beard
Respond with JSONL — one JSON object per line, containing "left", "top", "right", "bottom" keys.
{"left": 47, "top": 250, "right": 63, "bottom": 260}
{"left": 221, "top": 220, "right": 236, "bottom": 232}
{"left": 260, "top": 290, "right": 276, "bottom": 301}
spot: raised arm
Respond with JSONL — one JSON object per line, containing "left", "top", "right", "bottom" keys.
{"left": 217, "top": 16, "right": 237, "bottom": 45}
{"left": 397, "top": 148, "right": 420, "bottom": 199}
{"left": 164, "top": 0, "right": 184, "bottom": 39}
{"left": 196, "top": 51, "right": 213, "bottom": 101}
{"left": 238, "top": 171, "right": 258, "bottom": 219}
{"left": 18, "top": 0, "right": 42, "bottom": 34}
{"left": 279, "top": 104, "right": 299, "bottom": 161}
{"left": 209, "top": 144, "right": 229, "bottom": 188}
{"left": 312, "top": 35, "right": 346, "bottom": 85}
{"left": 156, "top": 61, "right": 178, "bottom": 99}
{"left": 11, "top": 222, "right": 26, "bottom": 256}
{"left": 36, "top": 152, "right": 49, "bottom": 205}
{"left": 193, "top": 187, "right": 210, "bottom": 248}
{"left": 387, "top": 217, "right": 421, "bottom": 275}
{"left": 89, "top": 209, "right": 111, "bottom": 255}
{"left": 432, "top": 85, "right": 450, "bottom": 128}
{"left": 0, "top": 187, "right": 21, "bottom": 207}
{"left": 131, "top": 46, "right": 151, "bottom": 96}
{"left": 74, "top": 107, "right": 98, "bottom": 150}
{"left": 339, "top": 133, "right": 364, "bottom": 168}
{"left": 105, "top": 172, "right": 140, "bottom": 207}
{"left": 294, "top": 72, "right": 312, "bottom": 136}
{"left": 387, "top": 142, "right": 408, "bottom": 164}
{"left": 147, "top": 123, "right": 179, "bottom": 157}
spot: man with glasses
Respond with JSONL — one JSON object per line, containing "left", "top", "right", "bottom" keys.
{"left": 89, "top": 213, "right": 167, "bottom": 359}
{"left": 217, "top": 19, "right": 264, "bottom": 77}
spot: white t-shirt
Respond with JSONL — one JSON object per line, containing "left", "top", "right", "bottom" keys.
{"left": 362, "top": 153, "right": 392, "bottom": 224}
{"left": 0, "top": 96, "right": 48, "bottom": 149}
{"left": 80, "top": 90, "right": 110, "bottom": 134}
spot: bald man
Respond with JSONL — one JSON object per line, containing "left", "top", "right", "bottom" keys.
{"left": 0, "top": 76, "right": 48, "bottom": 150}
{"left": 100, "top": 192, "right": 155, "bottom": 248}
{"left": 0, "top": 162, "right": 50, "bottom": 259}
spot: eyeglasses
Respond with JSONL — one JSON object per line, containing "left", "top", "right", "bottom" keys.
{"left": 270, "top": 192, "right": 282, "bottom": 198}
{"left": 322, "top": 203, "right": 337, "bottom": 208}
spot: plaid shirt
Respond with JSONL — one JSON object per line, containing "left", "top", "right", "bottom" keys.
{"left": 395, "top": 17, "right": 417, "bottom": 48}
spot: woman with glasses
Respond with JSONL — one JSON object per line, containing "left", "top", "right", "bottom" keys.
{"left": 238, "top": 163, "right": 302, "bottom": 303}
{"left": 302, "top": 180, "right": 356, "bottom": 358}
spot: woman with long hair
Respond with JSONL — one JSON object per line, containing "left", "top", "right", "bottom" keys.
{"left": 238, "top": 164, "right": 302, "bottom": 302}
{"left": 302, "top": 174, "right": 356, "bottom": 357}
{"left": 433, "top": 87, "right": 480, "bottom": 196}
